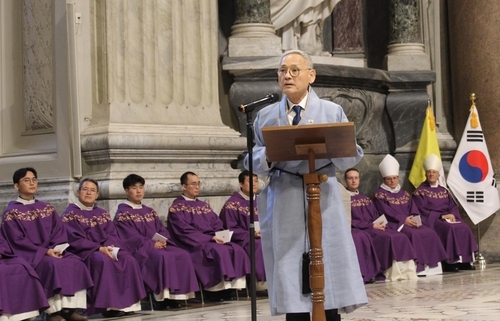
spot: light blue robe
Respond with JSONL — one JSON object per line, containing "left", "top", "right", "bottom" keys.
{"left": 245, "top": 88, "right": 367, "bottom": 315}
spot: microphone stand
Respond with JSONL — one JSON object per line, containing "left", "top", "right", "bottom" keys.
{"left": 245, "top": 109, "right": 258, "bottom": 321}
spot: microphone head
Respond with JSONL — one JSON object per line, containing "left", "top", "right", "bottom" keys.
{"left": 267, "top": 93, "right": 280, "bottom": 103}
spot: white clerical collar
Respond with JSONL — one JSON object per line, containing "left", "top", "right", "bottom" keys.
{"left": 428, "top": 182, "right": 439, "bottom": 188}
{"left": 16, "top": 197, "right": 35, "bottom": 205}
{"left": 238, "top": 191, "right": 254, "bottom": 201}
{"left": 380, "top": 183, "right": 401, "bottom": 193}
{"left": 74, "top": 200, "right": 94, "bottom": 211}
{"left": 181, "top": 194, "right": 197, "bottom": 201}
{"left": 346, "top": 189, "right": 359, "bottom": 196}
{"left": 125, "top": 200, "right": 143, "bottom": 209}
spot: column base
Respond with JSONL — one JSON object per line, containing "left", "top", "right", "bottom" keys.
{"left": 384, "top": 43, "right": 431, "bottom": 71}
{"left": 228, "top": 23, "right": 281, "bottom": 57}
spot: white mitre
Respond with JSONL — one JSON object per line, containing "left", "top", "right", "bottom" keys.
{"left": 423, "top": 153, "right": 442, "bottom": 172}
{"left": 379, "top": 154, "right": 399, "bottom": 178}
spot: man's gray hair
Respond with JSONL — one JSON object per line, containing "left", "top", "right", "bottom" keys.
{"left": 279, "top": 50, "right": 314, "bottom": 69}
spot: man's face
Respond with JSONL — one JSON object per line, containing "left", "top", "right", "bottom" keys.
{"left": 182, "top": 174, "right": 201, "bottom": 199}
{"left": 426, "top": 169, "right": 440, "bottom": 185}
{"left": 383, "top": 175, "right": 399, "bottom": 189}
{"left": 240, "top": 175, "right": 259, "bottom": 197}
{"left": 125, "top": 183, "right": 144, "bottom": 204}
{"left": 278, "top": 54, "right": 316, "bottom": 104}
{"left": 78, "top": 181, "right": 99, "bottom": 207}
{"left": 344, "top": 170, "right": 360, "bottom": 192}
{"left": 15, "top": 171, "right": 38, "bottom": 199}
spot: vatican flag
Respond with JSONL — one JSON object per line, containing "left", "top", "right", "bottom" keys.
{"left": 409, "top": 103, "right": 445, "bottom": 188}
{"left": 447, "top": 103, "right": 500, "bottom": 224}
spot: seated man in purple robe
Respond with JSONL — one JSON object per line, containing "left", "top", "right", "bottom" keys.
{"left": 167, "top": 171, "right": 251, "bottom": 302}
{"left": 0, "top": 168, "right": 93, "bottom": 321}
{"left": 114, "top": 174, "right": 199, "bottom": 309}
{"left": 62, "top": 178, "right": 147, "bottom": 317}
{"left": 219, "top": 170, "right": 266, "bottom": 286}
{"left": 0, "top": 234, "right": 49, "bottom": 321}
{"left": 412, "top": 154, "right": 478, "bottom": 271}
{"left": 372, "top": 156, "right": 447, "bottom": 275}
{"left": 344, "top": 168, "right": 417, "bottom": 281}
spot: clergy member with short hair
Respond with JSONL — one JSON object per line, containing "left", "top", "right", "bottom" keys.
{"left": 344, "top": 168, "right": 417, "bottom": 281}
{"left": 114, "top": 174, "right": 199, "bottom": 310}
{"left": 0, "top": 234, "right": 49, "bottom": 321}
{"left": 412, "top": 154, "right": 477, "bottom": 270}
{"left": 167, "top": 171, "right": 250, "bottom": 301}
{"left": 219, "top": 170, "right": 266, "bottom": 284}
{"left": 62, "top": 178, "right": 146, "bottom": 317}
{"left": 0, "top": 168, "right": 93, "bottom": 321}
{"left": 372, "top": 155, "right": 447, "bottom": 274}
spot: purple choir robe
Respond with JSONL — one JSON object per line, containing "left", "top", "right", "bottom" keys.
{"left": 372, "top": 188, "right": 447, "bottom": 272}
{"left": 0, "top": 235, "right": 48, "bottom": 316}
{"left": 167, "top": 196, "right": 251, "bottom": 289}
{"left": 351, "top": 193, "right": 416, "bottom": 271}
{"left": 114, "top": 202, "right": 199, "bottom": 296}
{"left": 219, "top": 192, "right": 266, "bottom": 282}
{"left": 350, "top": 229, "right": 381, "bottom": 283}
{"left": 61, "top": 203, "right": 146, "bottom": 314}
{"left": 413, "top": 182, "right": 478, "bottom": 263}
{"left": 0, "top": 199, "right": 93, "bottom": 300}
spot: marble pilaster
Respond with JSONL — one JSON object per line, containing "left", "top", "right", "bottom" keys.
{"left": 81, "top": 0, "right": 245, "bottom": 210}
{"left": 228, "top": 0, "right": 281, "bottom": 57}
{"left": 384, "top": 0, "right": 430, "bottom": 71}
{"left": 332, "top": 0, "right": 363, "bottom": 57}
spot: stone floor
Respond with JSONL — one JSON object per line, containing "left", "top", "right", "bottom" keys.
{"left": 92, "top": 264, "right": 500, "bottom": 321}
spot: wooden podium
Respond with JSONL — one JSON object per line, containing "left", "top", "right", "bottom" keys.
{"left": 262, "top": 122, "right": 357, "bottom": 321}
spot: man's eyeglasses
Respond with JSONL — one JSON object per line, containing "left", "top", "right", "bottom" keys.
{"left": 277, "top": 68, "right": 312, "bottom": 77}
{"left": 21, "top": 178, "right": 38, "bottom": 184}
{"left": 185, "top": 182, "right": 201, "bottom": 187}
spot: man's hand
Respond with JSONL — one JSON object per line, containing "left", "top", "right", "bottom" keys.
{"left": 47, "top": 248, "right": 63, "bottom": 258}
{"left": 255, "top": 231, "right": 261, "bottom": 238}
{"left": 405, "top": 215, "right": 419, "bottom": 228}
{"left": 212, "top": 236, "right": 225, "bottom": 244}
{"left": 441, "top": 214, "right": 456, "bottom": 222}
{"left": 99, "top": 246, "right": 115, "bottom": 260}
{"left": 154, "top": 241, "right": 167, "bottom": 249}
{"left": 373, "top": 222, "right": 386, "bottom": 231}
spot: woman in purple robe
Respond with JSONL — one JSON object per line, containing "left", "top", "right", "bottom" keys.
{"left": 167, "top": 172, "right": 250, "bottom": 300}
{"left": 372, "top": 156, "right": 447, "bottom": 274}
{"left": 114, "top": 174, "right": 199, "bottom": 309}
{"left": 344, "top": 168, "right": 417, "bottom": 281}
{"left": 0, "top": 235, "right": 48, "bottom": 321}
{"left": 62, "top": 178, "right": 146, "bottom": 316}
{"left": 219, "top": 170, "right": 266, "bottom": 283}
{"left": 412, "top": 154, "right": 477, "bottom": 270}
{"left": 0, "top": 168, "right": 93, "bottom": 321}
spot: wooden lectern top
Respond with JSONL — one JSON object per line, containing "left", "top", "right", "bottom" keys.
{"left": 262, "top": 122, "right": 357, "bottom": 163}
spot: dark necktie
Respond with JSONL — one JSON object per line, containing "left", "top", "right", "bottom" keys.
{"left": 292, "top": 105, "right": 302, "bottom": 125}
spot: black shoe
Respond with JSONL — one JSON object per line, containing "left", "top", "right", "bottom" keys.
{"left": 458, "top": 263, "right": 476, "bottom": 270}
{"left": 101, "top": 310, "right": 126, "bottom": 318}
{"left": 442, "top": 262, "right": 460, "bottom": 272}
{"left": 59, "top": 309, "right": 88, "bottom": 321}
{"left": 205, "top": 291, "right": 225, "bottom": 302}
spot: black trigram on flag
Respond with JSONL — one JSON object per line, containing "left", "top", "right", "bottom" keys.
{"left": 467, "top": 191, "right": 484, "bottom": 203}
{"left": 466, "top": 130, "right": 484, "bottom": 142}
{"left": 492, "top": 178, "right": 497, "bottom": 188}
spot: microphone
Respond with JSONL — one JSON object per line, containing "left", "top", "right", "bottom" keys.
{"left": 239, "top": 93, "right": 280, "bottom": 113}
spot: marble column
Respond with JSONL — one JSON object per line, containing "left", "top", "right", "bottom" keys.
{"left": 447, "top": 1, "right": 500, "bottom": 262}
{"left": 228, "top": 0, "right": 281, "bottom": 57}
{"left": 332, "top": 0, "right": 363, "bottom": 57}
{"left": 81, "top": 0, "right": 245, "bottom": 215}
{"left": 384, "top": 0, "right": 430, "bottom": 71}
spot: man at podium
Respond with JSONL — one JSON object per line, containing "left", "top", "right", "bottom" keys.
{"left": 245, "top": 50, "right": 367, "bottom": 321}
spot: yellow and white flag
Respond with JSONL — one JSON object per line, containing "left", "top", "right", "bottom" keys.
{"left": 409, "top": 103, "right": 445, "bottom": 188}
{"left": 447, "top": 104, "right": 500, "bottom": 224}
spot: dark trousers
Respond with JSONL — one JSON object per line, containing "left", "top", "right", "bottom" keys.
{"left": 285, "top": 309, "right": 340, "bottom": 321}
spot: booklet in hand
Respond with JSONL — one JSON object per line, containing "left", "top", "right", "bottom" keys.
{"left": 215, "top": 230, "right": 234, "bottom": 243}
{"left": 254, "top": 221, "right": 260, "bottom": 232}
{"left": 411, "top": 215, "right": 422, "bottom": 227}
{"left": 373, "top": 214, "right": 388, "bottom": 226}
{"left": 111, "top": 247, "right": 120, "bottom": 261}
{"left": 152, "top": 233, "right": 168, "bottom": 243}
{"left": 53, "top": 243, "right": 70, "bottom": 253}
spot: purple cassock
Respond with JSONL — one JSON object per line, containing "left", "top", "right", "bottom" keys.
{"left": 167, "top": 196, "right": 251, "bottom": 289}
{"left": 0, "top": 235, "right": 49, "bottom": 316}
{"left": 114, "top": 201, "right": 199, "bottom": 297}
{"left": 0, "top": 199, "right": 93, "bottom": 300}
{"left": 351, "top": 193, "right": 416, "bottom": 271}
{"left": 219, "top": 192, "right": 266, "bottom": 282}
{"left": 372, "top": 188, "right": 447, "bottom": 272}
{"left": 350, "top": 229, "right": 381, "bottom": 283}
{"left": 413, "top": 182, "right": 478, "bottom": 263}
{"left": 61, "top": 202, "right": 146, "bottom": 314}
